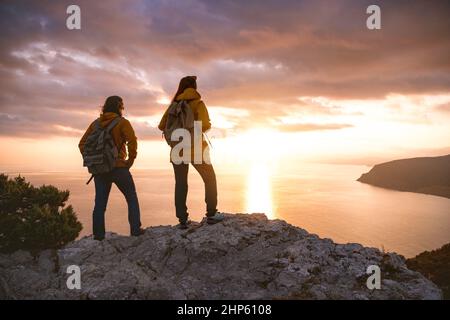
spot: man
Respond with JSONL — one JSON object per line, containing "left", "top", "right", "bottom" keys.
{"left": 79, "top": 96, "right": 144, "bottom": 240}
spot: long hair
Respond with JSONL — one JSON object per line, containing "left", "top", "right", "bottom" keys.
{"left": 101, "top": 96, "right": 123, "bottom": 115}
{"left": 171, "top": 76, "right": 197, "bottom": 102}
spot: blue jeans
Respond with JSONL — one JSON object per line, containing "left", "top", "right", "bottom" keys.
{"left": 93, "top": 167, "right": 141, "bottom": 237}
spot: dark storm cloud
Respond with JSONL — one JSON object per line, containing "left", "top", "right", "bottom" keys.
{"left": 0, "top": 0, "right": 449, "bottom": 138}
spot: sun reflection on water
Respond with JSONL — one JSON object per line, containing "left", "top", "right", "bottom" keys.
{"left": 246, "top": 163, "right": 275, "bottom": 219}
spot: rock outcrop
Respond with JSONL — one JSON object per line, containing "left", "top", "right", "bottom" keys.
{"left": 357, "top": 154, "right": 450, "bottom": 199}
{"left": 0, "top": 214, "right": 442, "bottom": 300}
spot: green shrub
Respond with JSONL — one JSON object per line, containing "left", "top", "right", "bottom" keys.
{"left": 407, "top": 243, "right": 450, "bottom": 299}
{"left": 0, "top": 174, "right": 82, "bottom": 254}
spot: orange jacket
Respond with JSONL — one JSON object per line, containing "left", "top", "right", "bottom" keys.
{"left": 79, "top": 112, "right": 138, "bottom": 167}
{"left": 158, "top": 88, "right": 211, "bottom": 132}
{"left": 158, "top": 88, "right": 211, "bottom": 163}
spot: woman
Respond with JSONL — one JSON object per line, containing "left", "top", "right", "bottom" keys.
{"left": 79, "top": 96, "right": 144, "bottom": 239}
{"left": 158, "top": 76, "right": 224, "bottom": 229}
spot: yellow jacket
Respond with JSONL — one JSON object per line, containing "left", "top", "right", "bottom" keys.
{"left": 158, "top": 88, "right": 211, "bottom": 132}
{"left": 158, "top": 88, "right": 211, "bottom": 163}
{"left": 79, "top": 112, "right": 138, "bottom": 167}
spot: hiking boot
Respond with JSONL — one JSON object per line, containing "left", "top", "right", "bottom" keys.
{"left": 177, "top": 220, "right": 192, "bottom": 230}
{"left": 206, "top": 212, "right": 225, "bottom": 224}
{"left": 131, "top": 228, "right": 146, "bottom": 237}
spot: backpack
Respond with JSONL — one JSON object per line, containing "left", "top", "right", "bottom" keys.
{"left": 163, "top": 100, "right": 195, "bottom": 147}
{"left": 82, "top": 116, "right": 122, "bottom": 183}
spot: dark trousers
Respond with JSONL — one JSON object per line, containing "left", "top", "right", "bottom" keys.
{"left": 93, "top": 167, "right": 141, "bottom": 237}
{"left": 172, "top": 163, "right": 218, "bottom": 223}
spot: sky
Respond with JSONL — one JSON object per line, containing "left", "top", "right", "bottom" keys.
{"left": 0, "top": 0, "right": 449, "bottom": 172}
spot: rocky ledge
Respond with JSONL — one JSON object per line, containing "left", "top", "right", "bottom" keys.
{"left": 0, "top": 214, "right": 442, "bottom": 300}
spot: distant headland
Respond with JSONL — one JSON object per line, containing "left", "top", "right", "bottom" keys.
{"left": 357, "top": 154, "right": 450, "bottom": 199}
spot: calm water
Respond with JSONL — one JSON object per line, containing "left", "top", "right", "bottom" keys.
{"left": 8, "top": 163, "right": 450, "bottom": 258}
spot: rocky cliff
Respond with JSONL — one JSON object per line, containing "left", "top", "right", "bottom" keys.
{"left": 0, "top": 214, "right": 442, "bottom": 300}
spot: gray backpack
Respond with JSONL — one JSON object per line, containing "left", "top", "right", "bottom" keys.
{"left": 82, "top": 117, "right": 122, "bottom": 183}
{"left": 163, "top": 100, "right": 195, "bottom": 147}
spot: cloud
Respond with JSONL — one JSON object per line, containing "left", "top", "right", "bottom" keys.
{"left": 0, "top": 0, "right": 449, "bottom": 139}
{"left": 276, "top": 123, "right": 354, "bottom": 132}
{"left": 435, "top": 103, "right": 450, "bottom": 113}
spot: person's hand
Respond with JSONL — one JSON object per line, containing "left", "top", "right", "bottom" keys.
{"left": 126, "top": 159, "right": 135, "bottom": 168}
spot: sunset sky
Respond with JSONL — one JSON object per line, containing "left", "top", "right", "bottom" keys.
{"left": 0, "top": 0, "right": 449, "bottom": 172}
